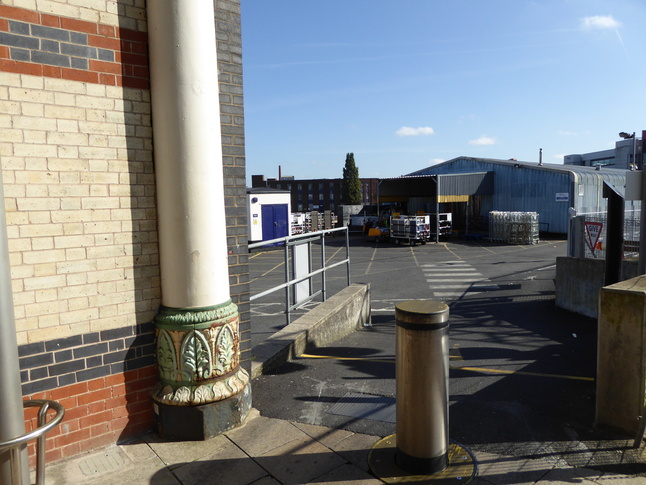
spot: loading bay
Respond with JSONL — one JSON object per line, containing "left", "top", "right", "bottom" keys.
{"left": 247, "top": 235, "right": 645, "bottom": 475}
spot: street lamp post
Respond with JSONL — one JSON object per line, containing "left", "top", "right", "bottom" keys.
{"left": 619, "top": 132, "right": 637, "bottom": 170}
{"left": 622, "top": 131, "right": 646, "bottom": 275}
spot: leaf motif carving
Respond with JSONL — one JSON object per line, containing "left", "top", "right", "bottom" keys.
{"left": 157, "top": 329, "right": 177, "bottom": 381}
{"left": 214, "top": 325, "right": 235, "bottom": 375}
{"left": 180, "top": 330, "right": 213, "bottom": 381}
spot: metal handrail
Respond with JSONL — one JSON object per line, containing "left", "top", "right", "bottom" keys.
{"left": 0, "top": 399, "right": 65, "bottom": 485}
{"left": 249, "top": 226, "right": 351, "bottom": 324}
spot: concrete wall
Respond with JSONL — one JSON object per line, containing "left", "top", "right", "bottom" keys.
{"left": 555, "top": 257, "right": 638, "bottom": 319}
{"left": 596, "top": 275, "right": 646, "bottom": 435}
{"left": 250, "top": 283, "right": 371, "bottom": 378}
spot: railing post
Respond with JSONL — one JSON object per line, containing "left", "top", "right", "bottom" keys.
{"left": 345, "top": 227, "right": 351, "bottom": 286}
{"left": 321, "top": 232, "right": 327, "bottom": 301}
{"left": 284, "top": 241, "right": 291, "bottom": 325}
{"left": 395, "top": 300, "right": 450, "bottom": 474}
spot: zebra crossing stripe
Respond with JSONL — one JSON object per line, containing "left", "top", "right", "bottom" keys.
{"left": 423, "top": 261, "right": 500, "bottom": 299}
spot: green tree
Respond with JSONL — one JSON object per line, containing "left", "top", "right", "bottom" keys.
{"left": 342, "top": 153, "right": 362, "bottom": 204}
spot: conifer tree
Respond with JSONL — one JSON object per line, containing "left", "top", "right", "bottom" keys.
{"left": 342, "top": 153, "right": 362, "bottom": 204}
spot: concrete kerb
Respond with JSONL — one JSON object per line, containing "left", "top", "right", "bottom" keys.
{"left": 250, "top": 283, "right": 371, "bottom": 379}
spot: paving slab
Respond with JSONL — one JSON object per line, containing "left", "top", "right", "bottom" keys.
{"left": 292, "top": 421, "right": 355, "bottom": 447}
{"left": 226, "top": 415, "right": 311, "bottom": 457}
{"left": 473, "top": 451, "right": 554, "bottom": 485}
{"left": 308, "top": 462, "right": 382, "bottom": 484}
{"left": 42, "top": 445, "right": 176, "bottom": 485}
{"left": 326, "top": 432, "right": 381, "bottom": 472}
{"left": 254, "top": 436, "right": 348, "bottom": 485}
{"left": 147, "top": 433, "right": 234, "bottom": 469}
{"left": 537, "top": 466, "right": 605, "bottom": 483}
{"left": 170, "top": 440, "right": 269, "bottom": 485}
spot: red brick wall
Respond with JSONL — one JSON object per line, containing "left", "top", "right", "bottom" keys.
{"left": 23, "top": 366, "right": 156, "bottom": 464}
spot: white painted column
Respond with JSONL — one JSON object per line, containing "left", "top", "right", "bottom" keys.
{"left": 146, "top": 1, "right": 250, "bottom": 439}
{"left": 147, "top": 0, "right": 229, "bottom": 308}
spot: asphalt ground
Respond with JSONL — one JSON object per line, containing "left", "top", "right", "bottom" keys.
{"left": 248, "top": 233, "right": 646, "bottom": 476}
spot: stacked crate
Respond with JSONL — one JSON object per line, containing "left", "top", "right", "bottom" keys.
{"left": 489, "top": 211, "right": 539, "bottom": 244}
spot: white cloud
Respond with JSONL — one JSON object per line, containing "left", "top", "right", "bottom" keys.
{"left": 580, "top": 15, "right": 621, "bottom": 30}
{"left": 396, "top": 126, "right": 435, "bottom": 137}
{"left": 429, "top": 158, "right": 445, "bottom": 165}
{"left": 468, "top": 135, "right": 495, "bottom": 146}
{"left": 558, "top": 131, "right": 578, "bottom": 136}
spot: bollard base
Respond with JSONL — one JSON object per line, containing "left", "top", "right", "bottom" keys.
{"left": 369, "top": 434, "right": 477, "bottom": 484}
{"left": 396, "top": 449, "right": 447, "bottom": 476}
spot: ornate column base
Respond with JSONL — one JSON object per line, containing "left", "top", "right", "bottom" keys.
{"left": 151, "top": 301, "right": 252, "bottom": 440}
{"left": 153, "top": 381, "right": 252, "bottom": 440}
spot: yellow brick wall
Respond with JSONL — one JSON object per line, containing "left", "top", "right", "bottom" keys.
{"left": 1, "top": 72, "right": 159, "bottom": 346}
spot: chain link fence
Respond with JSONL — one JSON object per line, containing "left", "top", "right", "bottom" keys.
{"left": 576, "top": 210, "right": 641, "bottom": 260}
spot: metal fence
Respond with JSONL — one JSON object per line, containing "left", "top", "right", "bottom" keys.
{"left": 248, "top": 226, "right": 351, "bottom": 325}
{"left": 573, "top": 210, "right": 641, "bottom": 260}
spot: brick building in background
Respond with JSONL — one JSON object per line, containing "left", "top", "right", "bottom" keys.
{"left": 0, "top": 0, "right": 249, "bottom": 463}
{"left": 252, "top": 174, "right": 379, "bottom": 213}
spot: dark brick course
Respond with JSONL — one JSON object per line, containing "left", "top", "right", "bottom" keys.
{"left": 46, "top": 335, "right": 83, "bottom": 352}
{"left": 19, "top": 322, "right": 156, "bottom": 396}
{"left": 0, "top": 32, "right": 39, "bottom": 49}
{"left": 19, "top": 341, "right": 45, "bottom": 358}
{"left": 73, "top": 342, "right": 108, "bottom": 359}
{"left": 31, "top": 24, "right": 70, "bottom": 41}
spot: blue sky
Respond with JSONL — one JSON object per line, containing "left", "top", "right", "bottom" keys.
{"left": 240, "top": 1, "right": 646, "bottom": 182}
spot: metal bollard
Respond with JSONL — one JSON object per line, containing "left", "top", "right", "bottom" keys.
{"left": 395, "top": 300, "right": 450, "bottom": 475}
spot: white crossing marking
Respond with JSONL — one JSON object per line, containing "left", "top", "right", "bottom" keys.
{"left": 422, "top": 261, "right": 500, "bottom": 300}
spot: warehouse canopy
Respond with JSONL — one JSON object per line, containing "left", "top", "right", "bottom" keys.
{"left": 378, "top": 172, "right": 493, "bottom": 202}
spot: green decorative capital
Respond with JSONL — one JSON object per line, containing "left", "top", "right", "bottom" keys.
{"left": 154, "top": 300, "right": 238, "bottom": 328}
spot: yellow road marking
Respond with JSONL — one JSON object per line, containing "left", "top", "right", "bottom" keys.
{"left": 249, "top": 260, "right": 285, "bottom": 284}
{"left": 366, "top": 247, "right": 378, "bottom": 275}
{"left": 440, "top": 242, "right": 463, "bottom": 259}
{"left": 301, "top": 353, "right": 393, "bottom": 364}
{"left": 454, "top": 366, "right": 594, "bottom": 382}
{"left": 409, "top": 245, "right": 419, "bottom": 266}
{"left": 326, "top": 246, "right": 344, "bottom": 264}
{"left": 298, "top": 354, "right": 594, "bottom": 382}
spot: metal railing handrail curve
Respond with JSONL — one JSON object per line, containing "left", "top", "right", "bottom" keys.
{"left": 0, "top": 399, "right": 65, "bottom": 485}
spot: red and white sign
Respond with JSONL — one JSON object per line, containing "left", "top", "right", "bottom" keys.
{"left": 585, "top": 222, "right": 603, "bottom": 254}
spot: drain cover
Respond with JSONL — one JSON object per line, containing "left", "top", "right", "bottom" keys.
{"left": 327, "top": 392, "right": 396, "bottom": 423}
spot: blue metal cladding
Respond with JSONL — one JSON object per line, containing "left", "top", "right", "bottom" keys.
{"left": 412, "top": 157, "right": 627, "bottom": 234}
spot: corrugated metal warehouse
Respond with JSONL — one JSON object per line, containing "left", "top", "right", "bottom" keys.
{"left": 379, "top": 157, "right": 628, "bottom": 235}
